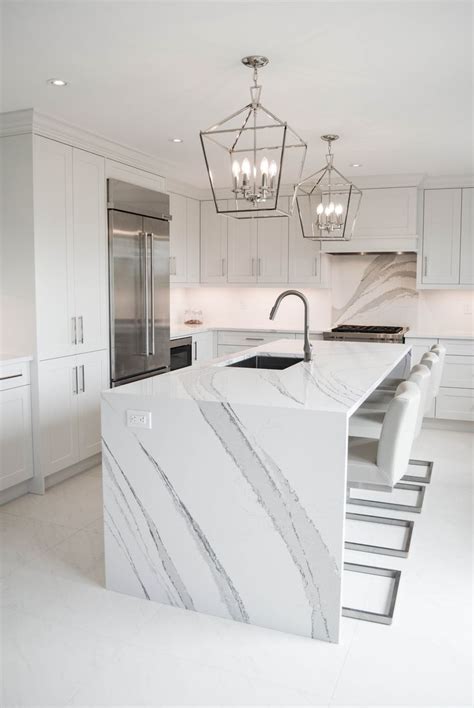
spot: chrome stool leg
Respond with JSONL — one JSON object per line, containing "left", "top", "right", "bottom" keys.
{"left": 343, "top": 562, "right": 401, "bottom": 625}
{"left": 345, "top": 512, "right": 414, "bottom": 558}
{"left": 402, "top": 458, "right": 433, "bottom": 484}
{"left": 347, "top": 482, "right": 426, "bottom": 514}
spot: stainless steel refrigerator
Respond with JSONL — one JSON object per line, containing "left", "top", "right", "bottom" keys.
{"left": 108, "top": 179, "right": 171, "bottom": 386}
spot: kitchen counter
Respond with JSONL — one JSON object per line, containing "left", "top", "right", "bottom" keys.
{"left": 170, "top": 325, "right": 325, "bottom": 339}
{"left": 0, "top": 354, "right": 33, "bottom": 366}
{"left": 101, "top": 339, "right": 411, "bottom": 643}
{"left": 406, "top": 330, "right": 474, "bottom": 340}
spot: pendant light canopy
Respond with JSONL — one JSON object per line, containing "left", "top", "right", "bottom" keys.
{"left": 200, "top": 56, "right": 307, "bottom": 219}
{"left": 293, "top": 135, "right": 362, "bottom": 240}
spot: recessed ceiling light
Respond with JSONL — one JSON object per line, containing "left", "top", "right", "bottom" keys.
{"left": 48, "top": 78, "right": 68, "bottom": 87}
{"left": 169, "top": 137, "right": 183, "bottom": 143}
{"left": 350, "top": 163, "right": 362, "bottom": 167}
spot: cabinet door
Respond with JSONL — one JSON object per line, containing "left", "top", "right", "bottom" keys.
{"left": 0, "top": 386, "right": 34, "bottom": 491}
{"left": 200, "top": 201, "right": 228, "bottom": 283}
{"left": 257, "top": 200, "right": 289, "bottom": 283}
{"left": 192, "top": 332, "right": 215, "bottom": 365}
{"left": 460, "top": 188, "right": 473, "bottom": 285}
{"left": 38, "top": 357, "right": 79, "bottom": 476}
{"left": 355, "top": 187, "right": 417, "bottom": 238}
{"left": 169, "top": 193, "right": 187, "bottom": 282}
{"left": 227, "top": 204, "right": 257, "bottom": 283}
{"left": 422, "top": 189, "right": 461, "bottom": 284}
{"left": 72, "top": 148, "right": 107, "bottom": 353}
{"left": 34, "top": 137, "right": 75, "bottom": 359}
{"left": 77, "top": 350, "right": 109, "bottom": 460}
{"left": 288, "top": 207, "right": 322, "bottom": 284}
{"left": 186, "top": 198, "right": 200, "bottom": 283}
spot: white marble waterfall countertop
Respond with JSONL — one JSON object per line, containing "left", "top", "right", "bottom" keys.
{"left": 104, "top": 339, "right": 410, "bottom": 416}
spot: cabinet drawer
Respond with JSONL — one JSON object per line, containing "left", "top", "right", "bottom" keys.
{"left": 0, "top": 385, "right": 34, "bottom": 490}
{"left": 217, "top": 330, "right": 294, "bottom": 346}
{"left": 439, "top": 339, "right": 474, "bottom": 356}
{"left": 440, "top": 356, "right": 474, "bottom": 389}
{"left": 0, "top": 363, "right": 30, "bottom": 390}
{"left": 217, "top": 344, "right": 248, "bottom": 357}
{"left": 436, "top": 387, "right": 474, "bottom": 421}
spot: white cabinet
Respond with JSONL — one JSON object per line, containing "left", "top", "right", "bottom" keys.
{"left": 0, "top": 365, "right": 33, "bottom": 491}
{"left": 192, "top": 331, "right": 215, "bottom": 365}
{"left": 460, "top": 188, "right": 473, "bottom": 285}
{"left": 288, "top": 208, "right": 326, "bottom": 285}
{"left": 34, "top": 137, "right": 107, "bottom": 359}
{"left": 34, "top": 136, "right": 75, "bottom": 359}
{"left": 200, "top": 201, "right": 228, "bottom": 283}
{"left": 421, "top": 189, "right": 461, "bottom": 285}
{"left": 72, "top": 148, "right": 107, "bottom": 354}
{"left": 169, "top": 193, "right": 187, "bottom": 282}
{"left": 38, "top": 350, "right": 108, "bottom": 476}
{"left": 323, "top": 187, "right": 418, "bottom": 253}
{"left": 257, "top": 210, "right": 289, "bottom": 283}
{"left": 186, "top": 198, "right": 200, "bottom": 283}
{"left": 227, "top": 212, "right": 258, "bottom": 283}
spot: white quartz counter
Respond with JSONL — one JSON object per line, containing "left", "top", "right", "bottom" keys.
{"left": 104, "top": 339, "right": 410, "bottom": 417}
{"left": 0, "top": 354, "right": 33, "bottom": 366}
{"left": 406, "top": 330, "right": 474, "bottom": 340}
{"left": 170, "top": 325, "right": 325, "bottom": 339}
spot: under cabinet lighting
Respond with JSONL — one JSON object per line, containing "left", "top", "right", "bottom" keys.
{"left": 47, "top": 78, "right": 68, "bottom": 87}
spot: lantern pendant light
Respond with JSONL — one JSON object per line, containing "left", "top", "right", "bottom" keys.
{"left": 293, "top": 135, "right": 362, "bottom": 240}
{"left": 200, "top": 56, "right": 307, "bottom": 219}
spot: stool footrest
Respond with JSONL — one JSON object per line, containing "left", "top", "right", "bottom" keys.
{"left": 345, "top": 512, "right": 414, "bottom": 558}
{"left": 342, "top": 562, "right": 401, "bottom": 625}
{"left": 402, "top": 458, "right": 433, "bottom": 484}
{"left": 347, "top": 482, "right": 426, "bottom": 514}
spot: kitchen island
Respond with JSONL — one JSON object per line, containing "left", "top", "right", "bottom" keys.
{"left": 101, "top": 339, "right": 410, "bottom": 643}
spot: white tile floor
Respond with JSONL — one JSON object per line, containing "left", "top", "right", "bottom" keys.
{"left": 1, "top": 428, "right": 472, "bottom": 707}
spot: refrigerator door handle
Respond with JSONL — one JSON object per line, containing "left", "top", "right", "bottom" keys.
{"left": 143, "top": 231, "right": 150, "bottom": 357}
{"left": 148, "top": 233, "right": 155, "bottom": 356}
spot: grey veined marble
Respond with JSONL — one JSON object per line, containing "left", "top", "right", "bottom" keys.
{"left": 101, "top": 339, "right": 411, "bottom": 642}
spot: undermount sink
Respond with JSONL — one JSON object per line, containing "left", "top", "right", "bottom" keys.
{"left": 227, "top": 355, "right": 303, "bottom": 370}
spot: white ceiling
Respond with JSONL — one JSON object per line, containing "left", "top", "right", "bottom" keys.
{"left": 1, "top": 0, "right": 472, "bottom": 187}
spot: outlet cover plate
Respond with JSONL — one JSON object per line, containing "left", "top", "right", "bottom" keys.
{"left": 126, "top": 409, "right": 152, "bottom": 429}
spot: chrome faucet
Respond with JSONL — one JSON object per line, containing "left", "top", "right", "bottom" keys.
{"left": 269, "top": 290, "right": 312, "bottom": 362}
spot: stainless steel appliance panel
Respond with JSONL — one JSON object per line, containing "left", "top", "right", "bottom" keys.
{"left": 108, "top": 179, "right": 171, "bottom": 221}
{"left": 143, "top": 216, "right": 170, "bottom": 374}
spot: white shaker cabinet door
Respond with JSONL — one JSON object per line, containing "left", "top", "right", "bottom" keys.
{"left": 227, "top": 203, "right": 258, "bottom": 283}
{"left": 169, "top": 193, "right": 188, "bottom": 282}
{"left": 77, "top": 350, "right": 109, "bottom": 460}
{"left": 72, "top": 148, "right": 107, "bottom": 353}
{"left": 200, "top": 201, "right": 228, "bottom": 283}
{"left": 460, "top": 188, "right": 473, "bottom": 285}
{"left": 34, "top": 136, "right": 76, "bottom": 360}
{"left": 422, "top": 189, "right": 461, "bottom": 284}
{"left": 257, "top": 204, "right": 289, "bottom": 283}
{"left": 0, "top": 386, "right": 34, "bottom": 491}
{"left": 38, "top": 357, "right": 80, "bottom": 476}
{"left": 288, "top": 208, "right": 322, "bottom": 284}
{"left": 186, "top": 198, "right": 201, "bottom": 283}
{"left": 192, "top": 332, "right": 215, "bottom": 365}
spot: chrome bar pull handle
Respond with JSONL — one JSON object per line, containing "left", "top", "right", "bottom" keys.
{"left": 72, "top": 366, "right": 78, "bottom": 394}
{"left": 314, "top": 257, "right": 318, "bottom": 277}
{"left": 423, "top": 256, "right": 428, "bottom": 277}
{"left": 148, "top": 233, "right": 155, "bottom": 355}
{"left": 194, "top": 341, "right": 198, "bottom": 361}
{"left": 79, "top": 364, "right": 85, "bottom": 393}
{"left": 72, "top": 317, "right": 77, "bottom": 345}
{"left": 143, "top": 232, "right": 150, "bottom": 357}
{"left": 258, "top": 258, "right": 262, "bottom": 277}
{"left": 78, "top": 316, "right": 84, "bottom": 344}
{"left": 221, "top": 258, "right": 225, "bottom": 276}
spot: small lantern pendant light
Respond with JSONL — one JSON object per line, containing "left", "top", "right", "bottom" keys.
{"left": 293, "top": 135, "right": 362, "bottom": 240}
{"left": 200, "top": 56, "right": 307, "bottom": 219}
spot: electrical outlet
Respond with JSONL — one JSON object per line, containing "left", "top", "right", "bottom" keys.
{"left": 126, "top": 409, "right": 152, "bottom": 429}
{"left": 463, "top": 302, "right": 472, "bottom": 315}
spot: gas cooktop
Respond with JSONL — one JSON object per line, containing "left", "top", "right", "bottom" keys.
{"left": 323, "top": 324, "right": 408, "bottom": 343}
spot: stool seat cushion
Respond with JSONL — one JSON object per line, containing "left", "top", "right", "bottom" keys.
{"left": 347, "top": 437, "right": 392, "bottom": 491}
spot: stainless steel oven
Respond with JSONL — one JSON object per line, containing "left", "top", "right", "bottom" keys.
{"left": 170, "top": 337, "right": 192, "bottom": 371}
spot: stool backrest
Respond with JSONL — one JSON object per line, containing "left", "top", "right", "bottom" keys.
{"left": 377, "top": 381, "right": 420, "bottom": 486}
{"left": 408, "top": 363, "right": 431, "bottom": 436}
{"left": 430, "top": 344, "right": 446, "bottom": 396}
{"left": 420, "top": 352, "right": 439, "bottom": 410}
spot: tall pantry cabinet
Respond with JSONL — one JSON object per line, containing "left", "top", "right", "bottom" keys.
{"left": 34, "top": 136, "right": 108, "bottom": 479}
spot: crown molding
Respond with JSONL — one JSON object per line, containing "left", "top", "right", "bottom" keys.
{"left": 421, "top": 174, "right": 474, "bottom": 189}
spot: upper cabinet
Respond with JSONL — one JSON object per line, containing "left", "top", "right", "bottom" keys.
{"left": 418, "top": 187, "right": 473, "bottom": 288}
{"left": 200, "top": 201, "right": 228, "bottom": 283}
{"left": 169, "top": 193, "right": 200, "bottom": 284}
{"left": 322, "top": 187, "right": 418, "bottom": 253}
{"left": 34, "top": 137, "right": 108, "bottom": 359}
{"left": 288, "top": 207, "right": 329, "bottom": 286}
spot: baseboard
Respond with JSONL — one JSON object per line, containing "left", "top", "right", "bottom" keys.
{"left": 423, "top": 418, "right": 474, "bottom": 433}
{"left": 0, "top": 480, "right": 32, "bottom": 506}
{"left": 44, "top": 454, "right": 101, "bottom": 490}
